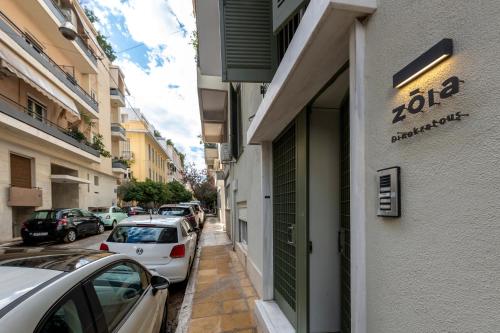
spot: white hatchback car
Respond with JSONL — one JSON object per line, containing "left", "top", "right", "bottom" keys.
{"left": 0, "top": 247, "right": 169, "bottom": 333}
{"left": 100, "top": 215, "right": 198, "bottom": 283}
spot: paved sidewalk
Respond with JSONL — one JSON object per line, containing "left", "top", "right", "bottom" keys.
{"left": 178, "top": 216, "right": 258, "bottom": 333}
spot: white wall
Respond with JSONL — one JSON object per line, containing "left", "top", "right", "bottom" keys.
{"left": 363, "top": 1, "right": 500, "bottom": 331}
{"left": 309, "top": 108, "right": 341, "bottom": 332}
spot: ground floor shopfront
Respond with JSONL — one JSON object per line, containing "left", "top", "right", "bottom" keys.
{"left": 0, "top": 135, "right": 116, "bottom": 242}
{"left": 221, "top": 1, "right": 500, "bottom": 332}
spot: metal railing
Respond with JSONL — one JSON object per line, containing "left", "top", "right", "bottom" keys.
{"left": 111, "top": 122, "right": 126, "bottom": 135}
{"left": 112, "top": 160, "right": 128, "bottom": 170}
{"left": 0, "top": 10, "right": 99, "bottom": 112}
{"left": 42, "top": 0, "right": 98, "bottom": 65}
{"left": 0, "top": 92, "right": 100, "bottom": 157}
{"left": 110, "top": 88, "right": 125, "bottom": 103}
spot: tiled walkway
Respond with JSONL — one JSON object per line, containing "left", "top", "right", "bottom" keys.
{"left": 186, "top": 217, "right": 258, "bottom": 333}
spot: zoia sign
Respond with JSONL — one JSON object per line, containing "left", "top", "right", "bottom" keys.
{"left": 391, "top": 76, "right": 468, "bottom": 143}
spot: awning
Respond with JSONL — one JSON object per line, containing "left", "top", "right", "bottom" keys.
{"left": 0, "top": 44, "right": 80, "bottom": 121}
{"left": 50, "top": 175, "right": 90, "bottom": 184}
{"left": 247, "top": 0, "right": 376, "bottom": 144}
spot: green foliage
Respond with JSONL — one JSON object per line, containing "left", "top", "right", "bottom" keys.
{"left": 91, "top": 134, "right": 111, "bottom": 158}
{"left": 67, "top": 127, "right": 87, "bottom": 143}
{"left": 182, "top": 163, "right": 217, "bottom": 205}
{"left": 83, "top": 7, "right": 116, "bottom": 62}
{"left": 189, "top": 30, "right": 199, "bottom": 63}
{"left": 167, "top": 180, "right": 192, "bottom": 203}
{"left": 96, "top": 33, "right": 117, "bottom": 62}
{"left": 154, "top": 130, "right": 162, "bottom": 138}
{"left": 84, "top": 7, "right": 99, "bottom": 24}
{"left": 118, "top": 180, "right": 171, "bottom": 208}
{"left": 113, "top": 158, "right": 130, "bottom": 168}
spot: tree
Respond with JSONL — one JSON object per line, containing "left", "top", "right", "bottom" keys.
{"left": 167, "top": 180, "right": 192, "bottom": 203}
{"left": 117, "top": 180, "right": 171, "bottom": 208}
{"left": 182, "top": 164, "right": 217, "bottom": 207}
{"left": 83, "top": 7, "right": 116, "bottom": 62}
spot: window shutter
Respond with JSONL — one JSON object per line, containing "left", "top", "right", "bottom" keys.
{"left": 220, "top": 0, "right": 274, "bottom": 83}
{"left": 273, "top": 0, "right": 307, "bottom": 32}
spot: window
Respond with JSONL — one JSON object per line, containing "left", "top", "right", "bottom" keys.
{"left": 27, "top": 97, "right": 46, "bottom": 122}
{"left": 38, "top": 290, "right": 95, "bottom": 333}
{"left": 180, "top": 221, "right": 189, "bottom": 237}
{"left": 94, "top": 176, "right": 99, "bottom": 186}
{"left": 239, "top": 219, "right": 248, "bottom": 246}
{"left": 108, "top": 226, "right": 178, "bottom": 244}
{"left": 81, "top": 210, "right": 94, "bottom": 217}
{"left": 148, "top": 145, "right": 151, "bottom": 160}
{"left": 230, "top": 84, "right": 243, "bottom": 159}
{"left": 91, "top": 262, "right": 149, "bottom": 332}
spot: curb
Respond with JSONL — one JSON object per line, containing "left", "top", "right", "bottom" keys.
{"left": 174, "top": 237, "right": 202, "bottom": 333}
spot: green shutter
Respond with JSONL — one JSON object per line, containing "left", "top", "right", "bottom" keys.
{"left": 273, "top": 0, "right": 307, "bottom": 32}
{"left": 220, "top": 0, "right": 274, "bottom": 82}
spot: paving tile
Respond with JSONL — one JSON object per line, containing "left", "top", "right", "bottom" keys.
{"left": 192, "top": 302, "right": 222, "bottom": 319}
{"left": 222, "top": 299, "right": 248, "bottom": 314}
{"left": 220, "top": 312, "right": 255, "bottom": 331}
{"left": 188, "top": 316, "right": 221, "bottom": 333}
{"left": 198, "top": 268, "right": 218, "bottom": 277}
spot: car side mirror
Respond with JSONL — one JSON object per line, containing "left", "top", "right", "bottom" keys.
{"left": 151, "top": 275, "right": 169, "bottom": 295}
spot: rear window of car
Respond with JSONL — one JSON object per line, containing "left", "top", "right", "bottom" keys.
{"left": 29, "top": 211, "right": 57, "bottom": 220}
{"left": 160, "top": 207, "right": 190, "bottom": 216}
{"left": 108, "top": 226, "right": 178, "bottom": 244}
{"left": 90, "top": 207, "right": 108, "bottom": 213}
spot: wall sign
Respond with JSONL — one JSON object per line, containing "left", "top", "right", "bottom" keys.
{"left": 391, "top": 76, "right": 468, "bottom": 143}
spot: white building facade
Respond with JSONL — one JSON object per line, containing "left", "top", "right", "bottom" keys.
{"left": 196, "top": 1, "right": 500, "bottom": 332}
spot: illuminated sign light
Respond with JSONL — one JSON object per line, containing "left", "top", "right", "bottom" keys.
{"left": 393, "top": 38, "right": 453, "bottom": 88}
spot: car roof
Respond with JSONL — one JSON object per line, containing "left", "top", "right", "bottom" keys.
{"left": 159, "top": 204, "right": 191, "bottom": 208}
{"left": 118, "top": 215, "right": 183, "bottom": 226}
{"left": 0, "top": 247, "right": 115, "bottom": 313}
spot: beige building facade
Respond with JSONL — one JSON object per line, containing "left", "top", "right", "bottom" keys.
{"left": 0, "top": 0, "right": 118, "bottom": 242}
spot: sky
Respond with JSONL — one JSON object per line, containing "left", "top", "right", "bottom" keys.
{"left": 80, "top": 0, "right": 205, "bottom": 169}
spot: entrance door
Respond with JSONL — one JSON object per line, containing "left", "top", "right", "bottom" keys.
{"left": 339, "top": 98, "right": 351, "bottom": 333}
{"left": 272, "top": 111, "right": 308, "bottom": 330}
{"left": 10, "top": 154, "right": 33, "bottom": 238}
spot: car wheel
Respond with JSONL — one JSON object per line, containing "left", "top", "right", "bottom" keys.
{"left": 112, "top": 220, "right": 117, "bottom": 229}
{"left": 97, "top": 223, "right": 105, "bottom": 234}
{"left": 159, "top": 302, "right": 168, "bottom": 333}
{"left": 64, "top": 229, "right": 77, "bottom": 243}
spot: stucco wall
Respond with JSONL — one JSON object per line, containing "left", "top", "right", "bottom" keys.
{"left": 231, "top": 82, "right": 265, "bottom": 296}
{"left": 363, "top": 1, "right": 500, "bottom": 331}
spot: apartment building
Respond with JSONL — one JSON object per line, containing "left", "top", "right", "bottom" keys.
{"left": 166, "top": 142, "right": 184, "bottom": 183}
{"left": 121, "top": 108, "right": 169, "bottom": 183}
{"left": 0, "top": 0, "right": 118, "bottom": 242}
{"left": 108, "top": 65, "right": 129, "bottom": 184}
{"left": 195, "top": 0, "right": 500, "bottom": 332}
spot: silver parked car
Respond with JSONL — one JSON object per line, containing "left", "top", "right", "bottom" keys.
{"left": 0, "top": 247, "right": 170, "bottom": 333}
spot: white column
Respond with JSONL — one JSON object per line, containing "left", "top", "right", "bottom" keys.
{"left": 349, "top": 19, "right": 367, "bottom": 333}
{"left": 260, "top": 141, "right": 273, "bottom": 300}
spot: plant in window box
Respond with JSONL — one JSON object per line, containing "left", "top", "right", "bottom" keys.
{"left": 91, "top": 134, "right": 111, "bottom": 158}
{"left": 66, "top": 127, "right": 87, "bottom": 143}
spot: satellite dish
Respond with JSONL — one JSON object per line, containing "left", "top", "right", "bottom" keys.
{"left": 59, "top": 21, "right": 78, "bottom": 40}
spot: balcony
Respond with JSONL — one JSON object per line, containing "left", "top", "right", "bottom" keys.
{"left": 111, "top": 122, "right": 127, "bottom": 141}
{"left": 8, "top": 186, "right": 43, "bottom": 207}
{"left": 110, "top": 88, "right": 126, "bottom": 107}
{"left": 41, "top": 0, "right": 98, "bottom": 66}
{"left": 120, "top": 151, "right": 134, "bottom": 161}
{"left": 112, "top": 159, "right": 128, "bottom": 174}
{"left": 0, "top": 10, "right": 99, "bottom": 113}
{"left": 0, "top": 92, "right": 100, "bottom": 159}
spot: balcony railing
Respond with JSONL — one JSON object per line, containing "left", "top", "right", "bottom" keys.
{"left": 0, "top": 92, "right": 100, "bottom": 157}
{"left": 110, "top": 88, "right": 125, "bottom": 106}
{"left": 41, "top": 0, "right": 98, "bottom": 65}
{"left": 111, "top": 122, "right": 126, "bottom": 135}
{"left": 120, "top": 151, "right": 134, "bottom": 160}
{"left": 0, "top": 10, "right": 99, "bottom": 112}
{"left": 112, "top": 159, "right": 128, "bottom": 170}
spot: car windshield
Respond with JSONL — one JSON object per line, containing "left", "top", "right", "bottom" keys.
{"left": 90, "top": 207, "right": 108, "bottom": 213}
{"left": 108, "top": 226, "right": 178, "bottom": 244}
{"left": 29, "top": 211, "right": 57, "bottom": 220}
{"left": 160, "top": 207, "right": 190, "bottom": 216}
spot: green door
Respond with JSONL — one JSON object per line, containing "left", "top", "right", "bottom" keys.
{"left": 273, "top": 111, "right": 308, "bottom": 331}
{"left": 340, "top": 97, "right": 351, "bottom": 333}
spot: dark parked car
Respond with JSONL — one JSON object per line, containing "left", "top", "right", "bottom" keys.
{"left": 158, "top": 204, "right": 198, "bottom": 230}
{"left": 21, "top": 209, "right": 105, "bottom": 244}
{"left": 123, "top": 206, "right": 148, "bottom": 216}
